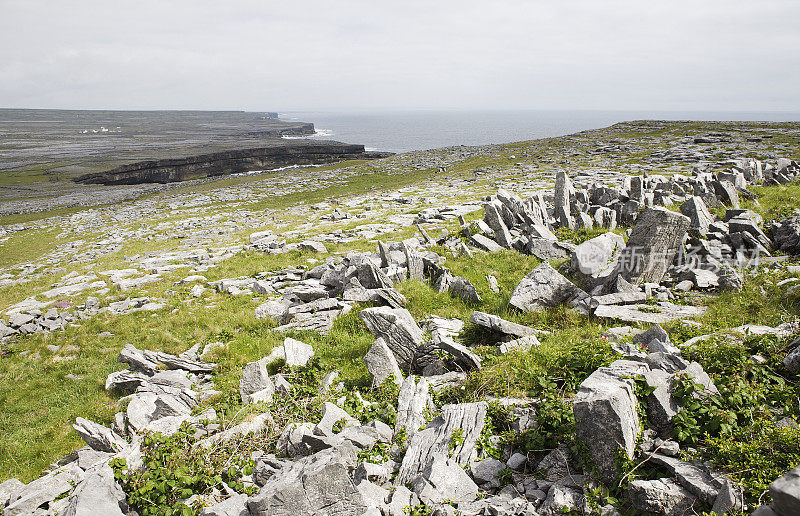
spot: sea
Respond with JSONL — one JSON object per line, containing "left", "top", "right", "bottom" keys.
{"left": 279, "top": 110, "right": 800, "bottom": 154}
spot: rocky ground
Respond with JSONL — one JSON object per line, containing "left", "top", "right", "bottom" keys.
{"left": 1, "top": 120, "right": 800, "bottom": 515}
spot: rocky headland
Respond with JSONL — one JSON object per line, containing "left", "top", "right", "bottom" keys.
{"left": 74, "top": 141, "right": 391, "bottom": 185}
{"left": 1, "top": 120, "right": 800, "bottom": 516}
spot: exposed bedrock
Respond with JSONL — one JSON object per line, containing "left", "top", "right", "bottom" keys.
{"left": 75, "top": 141, "right": 391, "bottom": 185}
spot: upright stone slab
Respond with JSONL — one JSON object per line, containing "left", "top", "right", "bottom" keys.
{"left": 396, "top": 402, "right": 487, "bottom": 485}
{"left": 509, "top": 262, "right": 588, "bottom": 312}
{"left": 770, "top": 465, "right": 800, "bottom": 516}
{"left": 554, "top": 171, "right": 574, "bottom": 228}
{"left": 573, "top": 360, "right": 647, "bottom": 483}
{"left": 484, "top": 201, "right": 513, "bottom": 249}
{"left": 359, "top": 307, "right": 426, "bottom": 372}
{"left": 364, "top": 337, "right": 403, "bottom": 388}
{"left": 617, "top": 207, "right": 690, "bottom": 285}
{"left": 680, "top": 196, "right": 714, "bottom": 235}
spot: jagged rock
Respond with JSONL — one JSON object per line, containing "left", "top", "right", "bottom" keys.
{"left": 247, "top": 443, "right": 365, "bottom": 516}
{"left": 469, "top": 311, "right": 536, "bottom": 338}
{"left": 62, "top": 464, "right": 127, "bottom": 516}
{"left": 484, "top": 201, "right": 513, "bottom": 249}
{"left": 364, "top": 337, "right": 404, "bottom": 388}
{"left": 314, "top": 402, "right": 359, "bottom": 436}
{"left": 680, "top": 196, "right": 714, "bottom": 234}
{"left": 412, "top": 456, "right": 479, "bottom": 506}
{"left": 633, "top": 324, "right": 680, "bottom": 355}
{"left": 105, "top": 370, "right": 149, "bottom": 395}
{"left": 396, "top": 376, "right": 432, "bottom": 437}
{"left": 0, "top": 478, "right": 25, "bottom": 508}
{"left": 470, "top": 233, "right": 503, "bottom": 252}
{"left": 4, "top": 464, "right": 81, "bottom": 516}
{"left": 617, "top": 207, "right": 690, "bottom": 285}
{"left": 298, "top": 240, "right": 328, "bottom": 253}
{"left": 255, "top": 299, "right": 292, "bottom": 320}
{"left": 770, "top": 216, "right": 800, "bottom": 255}
{"left": 239, "top": 358, "right": 274, "bottom": 404}
{"left": 276, "top": 422, "right": 314, "bottom": 458}
{"left": 628, "top": 478, "right": 697, "bottom": 516}
{"left": 679, "top": 268, "right": 719, "bottom": 290}
{"left": 117, "top": 343, "right": 162, "bottom": 374}
{"left": 554, "top": 170, "right": 574, "bottom": 228}
{"left": 197, "top": 413, "right": 274, "bottom": 449}
{"left": 642, "top": 369, "right": 679, "bottom": 436}
{"left": 265, "top": 337, "right": 315, "bottom": 367}
{"left": 356, "top": 479, "right": 390, "bottom": 507}
{"left": 397, "top": 402, "right": 487, "bottom": 485}
{"left": 199, "top": 493, "right": 249, "bottom": 516}
{"left": 574, "top": 360, "right": 648, "bottom": 483}
{"left": 469, "top": 458, "right": 506, "bottom": 488}
{"left": 359, "top": 307, "right": 426, "bottom": 372}
{"left": 73, "top": 417, "right": 128, "bottom": 453}
{"left": 355, "top": 462, "right": 391, "bottom": 485}
{"left": 526, "top": 238, "right": 573, "bottom": 260}
{"left": 499, "top": 334, "right": 540, "bottom": 354}
{"left": 539, "top": 483, "right": 586, "bottom": 516}
{"left": 712, "top": 478, "right": 743, "bottom": 514}
{"left": 714, "top": 180, "right": 740, "bottom": 208}
{"left": 769, "top": 465, "right": 800, "bottom": 516}
{"left": 571, "top": 232, "right": 625, "bottom": 283}
{"left": 448, "top": 276, "right": 482, "bottom": 304}
{"left": 650, "top": 454, "right": 724, "bottom": 506}
{"left": 593, "top": 301, "right": 707, "bottom": 324}
{"left": 509, "top": 262, "right": 588, "bottom": 312}
{"left": 435, "top": 338, "right": 481, "bottom": 371}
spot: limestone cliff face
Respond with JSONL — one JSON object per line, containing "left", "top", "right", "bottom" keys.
{"left": 74, "top": 141, "right": 380, "bottom": 185}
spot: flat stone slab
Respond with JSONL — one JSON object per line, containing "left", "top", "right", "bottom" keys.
{"left": 593, "top": 302, "right": 707, "bottom": 324}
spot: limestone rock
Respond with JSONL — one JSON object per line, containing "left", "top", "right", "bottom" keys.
{"left": 62, "top": 464, "right": 127, "bottom": 516}
{"left": 573, "top": 360, "right": 647, "bottom": 483}
{"left": 73, "top": 417, "right": 128, "bottom": 453}
{"left": 628, "top": 478, "right": 697, "bottom": 516}
{"left": 239, "top": 358, "right": 274, "bottom": 404}
{"left": 397, "top": 402, "right": 487, "bottom": 485}
{"left": 469, "top": 311, "right": 536, "bottom": 338}
{"left": 364, "top": 337, "right": 404, "bottom": 388}
{"left": 359, "top": 307, "right": 426, "bottom": 372}
{"left": 769, "top": 465, "right": 800, "bottom": 516}
{"left": 412, "top": 456, "right": 479, "bottom": 506}
{"left": 617, "top": 207, "right": 690, "bottom": 285}
{"left": 509, "top": 262, "right": 588, "bottom": 312}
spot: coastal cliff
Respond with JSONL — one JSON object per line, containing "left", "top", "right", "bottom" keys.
{"left": 74, "top": 141, "right": 390, "bottom": 185}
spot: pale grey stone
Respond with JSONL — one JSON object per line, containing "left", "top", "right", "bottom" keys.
{"left": 62, "top": 464, "right": 127, "bottom": 516}
{"left": 397, "top": 402, "right": 487, "bottom": 485}
{"left": 198, "top": 493, "right": 249, "bottom": 516}
{"left": 574, "top": 360, "right": 647, "bottom": 483}
{"left": 359, "top": 307, "right": 426, "bottom": 372}
{"left": 73, "top": 417, "right": 128, "bottom": 453}
{"left": 396, "top": 376, "right": 432, "bottom": 437}
{"left": 411, "top": 456, "right": 479, "bottom": 506}
{"left": 617, "top": 207, "right": 690, "bottom": 285}
{"left": 769, "top": 465, "right": 800, "bottom": 516}
{"left": 628, "top": 478, "right": 697, "bottom": 516}
{"left": 509, "top": 262, "right": 588, "bottom": 312}
{"left": 365, "top": 338, "right": 404, "bottom": 388}
{"left": 469, "top": 311, "right": 536, "bottom": 338}
{"left": 239, "top": 358, "right": 274, "bottom": 404}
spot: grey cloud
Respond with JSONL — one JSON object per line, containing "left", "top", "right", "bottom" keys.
{"left": 0, "top": 0, "right": 798, "bottom": 111}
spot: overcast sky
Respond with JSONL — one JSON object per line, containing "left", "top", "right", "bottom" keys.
{"left": 1, "top": 0, "right": 798, "bottom": 112}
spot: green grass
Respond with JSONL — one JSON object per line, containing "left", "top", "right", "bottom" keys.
{"left": 1, "top": 119, "right": 800, "bottom": 511}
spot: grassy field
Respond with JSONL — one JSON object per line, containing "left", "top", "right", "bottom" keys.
{"left": 0, "top": 121, "right": 799, "bottom": 514}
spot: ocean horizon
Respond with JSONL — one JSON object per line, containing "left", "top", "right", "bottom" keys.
{"left": 280, "top": 109, "right": 800, "bottom": 154}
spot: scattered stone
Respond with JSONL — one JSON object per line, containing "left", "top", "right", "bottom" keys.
{"left": 574, "top": 360, "right": 647, "bottom": 483}
{"left": 509, "top": 262, "right": 588, "bottom": 312}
